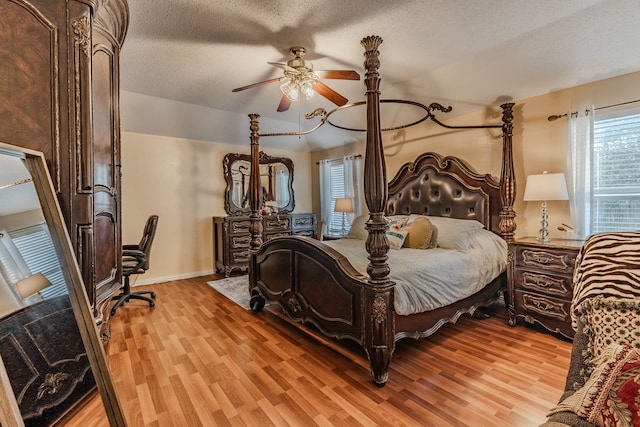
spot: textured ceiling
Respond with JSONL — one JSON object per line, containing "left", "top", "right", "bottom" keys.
{"left": 120, "top": 0, "right": 640, "bottom": 150}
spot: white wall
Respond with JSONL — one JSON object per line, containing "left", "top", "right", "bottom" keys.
{"left": 120, "top": 132, "right": 312, "bottom": 284}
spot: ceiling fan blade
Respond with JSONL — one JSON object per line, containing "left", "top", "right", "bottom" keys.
{"left": 268, "top": 62, "right": 287, "bottom": 70}
{"left": 277, "top": 94, "right": 292, "bottom": 112}
{"left": 313, "top": 81, "right": 348, "bottom": 106}
{"left": 314, "top": 70, "right": 360, "bottom": 80}
{"left": 232, "top": 77, "right": 282, "bottom": 93}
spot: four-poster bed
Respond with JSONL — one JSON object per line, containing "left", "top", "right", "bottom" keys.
{"left": 246, "top": 35, "right": 516, "bottom": 386}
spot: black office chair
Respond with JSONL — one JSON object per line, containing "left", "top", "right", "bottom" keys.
{"left": 111, "top": 215, "right": 159, "bottom": 315}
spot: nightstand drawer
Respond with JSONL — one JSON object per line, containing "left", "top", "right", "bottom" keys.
{"left": 514, "top": 290, "right": 571, "bottom": 323}
{"left": 515, "top": 246, "right": 577, "bottom": 274}
{"left": 514, "top": 270, "right": 572, "bottom": 298}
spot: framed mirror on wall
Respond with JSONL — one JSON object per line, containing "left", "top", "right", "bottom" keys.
{"left": 0, "top": 142, "right": 126, "bottom": 426}
{"left": 223, "top": 151, "right": 295, "bottom": 216}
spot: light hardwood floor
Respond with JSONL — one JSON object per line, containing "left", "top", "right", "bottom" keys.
{"left": 68, "top": 274, "right": 572, "bottom": 426}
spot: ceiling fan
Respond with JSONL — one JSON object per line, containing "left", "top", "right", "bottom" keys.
{"left": 232, "top": 47, "right": 361, "bottom": 112}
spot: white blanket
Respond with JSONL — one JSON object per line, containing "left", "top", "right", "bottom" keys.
{"left": 324, "top": 230, "right": 507, "bottom": 316}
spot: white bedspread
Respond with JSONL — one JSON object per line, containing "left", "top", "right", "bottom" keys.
{"left": 323, "top": 230, "right": 507, "bottom": 316}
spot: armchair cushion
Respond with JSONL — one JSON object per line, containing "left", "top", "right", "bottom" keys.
{"left": 547, "top": 343, "right": 640, "bottom": 427}
{"left": 577, "top": 297, "right": 640, "bottom": 381}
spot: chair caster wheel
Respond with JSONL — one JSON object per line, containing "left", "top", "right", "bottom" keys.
{"left": 250, "top": 294, "right": 265, "bottom": 312}
{"left": 151, "top": 292, "right": 156, "bottom": 299}
{"left": 150, "top": 301, "right": 155, "bottom": 308}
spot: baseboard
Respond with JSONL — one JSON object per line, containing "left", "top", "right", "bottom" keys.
{"left": 129, "top": 270, "right": 214, "bottom": 287}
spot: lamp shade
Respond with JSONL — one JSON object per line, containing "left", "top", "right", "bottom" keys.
{"left": 334, "top": 198, "right": 353, "bottom": 213}
{"left": 523, "top": 172, "right": 569, "bottom": 201}
{"left": 16, "top": 272, "right": 52, "bottom": 299}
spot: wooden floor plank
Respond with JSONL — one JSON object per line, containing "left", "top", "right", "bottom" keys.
{"left": 66, "top": 274, "right": 572, "bottom": 426}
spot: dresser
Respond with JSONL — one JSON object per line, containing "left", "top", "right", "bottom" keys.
{"left": 507, "top": 237, "right": 584, "bottom": 339}
{"left": 213, "top": 213, "right": 317, "bottom": 276}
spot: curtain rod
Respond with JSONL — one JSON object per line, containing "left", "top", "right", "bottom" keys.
{"left": 315, "top": 154, "right": 362, "bottom": 165}
{"left": 547, "top": 98, "right": 640, "bottom": 121}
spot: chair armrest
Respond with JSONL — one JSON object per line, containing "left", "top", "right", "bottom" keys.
{"left": 123, "top": 244, "right": 139, "bottom": 250}
{"left": 122, "top": 249, "right": 145, "bottom": 261}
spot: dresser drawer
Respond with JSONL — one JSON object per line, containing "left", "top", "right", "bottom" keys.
{"left": 515, "top": 246, "right": 577, "bottom": 274}
{"left": 265, "top": 231, "right": 291, "bottom": 241}
{"left": 514, "top": 269, "right": 572, "bottom": 298}
{"left": 291, "top": 214, "right": 316, "bottom": 230}
{"left": 230, "top": 250, "right": 250, "bottom": 265}
{"left": 514, "top": 290, "right": 571, "bottom": 324}
{"left": 264, "top": 216, "right": 290, "bottom": 232}
{"left": 228, "top": 219, "right": 251, "bottom": 234}
{"left": 230, "top": 234, "right": 251, "bottom": 250}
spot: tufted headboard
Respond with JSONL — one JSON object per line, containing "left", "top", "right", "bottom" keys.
{"left": 386, "top": 152, "right": 503, "bottom": 236}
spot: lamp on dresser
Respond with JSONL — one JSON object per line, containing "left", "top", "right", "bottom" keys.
{"left": 334, "top": 197, "right": 353, "bottom": 237}
{"left": 523, "top": 171, "right": 569, "bottom": 243}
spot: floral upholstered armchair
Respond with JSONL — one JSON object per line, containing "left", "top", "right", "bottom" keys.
{"left": 541, "top": 232, "right": 640, "bottom": 427}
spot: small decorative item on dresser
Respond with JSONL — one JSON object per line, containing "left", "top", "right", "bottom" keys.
{"left": 506, "top": 237, "right": 584, "bottom": 339}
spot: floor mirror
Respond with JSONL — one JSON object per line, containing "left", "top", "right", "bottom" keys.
{"left": 0, "top": 142, "right": 126, "bottom": 426}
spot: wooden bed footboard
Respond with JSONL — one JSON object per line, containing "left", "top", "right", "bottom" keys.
{"left": 249, "top": 235, "right": 396, "bottom": 385}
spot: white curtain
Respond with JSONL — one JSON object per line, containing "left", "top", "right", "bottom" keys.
{"left": 343, "top": 155, "right": 363, "bottom": 224}
{"left": 567, "top": 106, "right": 594, "bottom": 239}
{"left": 318, "top": 159, "right": 332, "bottom": 236}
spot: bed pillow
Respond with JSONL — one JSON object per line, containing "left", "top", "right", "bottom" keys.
{"left": 345, "top": 214, "right": 368, "bottom": 240}
{"left": 547, "top": 343, "right": 640, "bottom": 426}
{"left": 414, "top": 216, "right": 484, "bottom": 250}
{"left": 401, "top": 216, "right": 433, "bottom": 249}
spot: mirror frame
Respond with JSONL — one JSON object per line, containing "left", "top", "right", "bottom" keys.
{"left": 0, "top": 142, "right": 126, "bottom": 426}
{"left": 223, "top": 151, "right": 295, "bottom": 216}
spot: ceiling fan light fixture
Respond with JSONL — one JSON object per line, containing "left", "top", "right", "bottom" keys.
{"left": 300, "top": 80, "right": 315, "bottom": 100}
{"left": 280, "top": 79, "right": 299, "bottom": 100}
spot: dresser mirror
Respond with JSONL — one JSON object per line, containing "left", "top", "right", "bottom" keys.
{"left": 0, "top": 142, "right": 125, "bottom": 426}
{"left": 223, "top": 151, "right": 295, "bottom": 216}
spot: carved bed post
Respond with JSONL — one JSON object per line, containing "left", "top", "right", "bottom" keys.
{"left": 361, "top": 35, "right": 394, "bottom": 387}
{"left": 499, "top": 103, "right": 516, "bottom": 242}
{"left": 248, "top": 114, "right": 263, "bottom": 253}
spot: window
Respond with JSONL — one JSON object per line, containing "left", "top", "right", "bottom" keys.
{"left": 318, "top": 156, "right": 362, "bottom": 237}
{"left": 591, "top": 108, "right": 640, "bottom": 232}
{"left": 326, "top": 159, "right": 349, "bottom": 236}
{"left": 0, "top": 224, "right": 66, "bottom": 300}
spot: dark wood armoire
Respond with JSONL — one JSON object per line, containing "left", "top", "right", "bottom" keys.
{"left": 0, "top": 0, "right": 128, "bottom": 339}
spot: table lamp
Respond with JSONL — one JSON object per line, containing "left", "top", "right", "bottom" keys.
{"left": 16, "top": 272, "right": 52, "bottom": 301}
{"left": 523, "top": 171, "right": 569, "bottom": 243}
{"left": 334, "top": 198, "right": 354, "bottom": 237}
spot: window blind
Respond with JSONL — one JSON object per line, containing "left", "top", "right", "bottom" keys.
{"left": 592, "top": 110, "right": 640, "bottom": 232}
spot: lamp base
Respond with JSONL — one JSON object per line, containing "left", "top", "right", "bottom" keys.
{"left": 536, "top": 201, "right": 551, "bottom": 243}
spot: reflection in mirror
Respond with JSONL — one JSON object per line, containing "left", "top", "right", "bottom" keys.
{"left": 0, "top": 143, "right": 125, "bottom": 426}
{"left": 224, "top": 151, "right": 294, "bottom": 215}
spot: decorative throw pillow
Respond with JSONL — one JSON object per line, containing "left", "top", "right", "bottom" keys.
{"left": 401, "top": 216, "right": 433, "bottom": 249}
{"left": 386, "top": 229, "right": 408, "bottom": 250}
{"left": 547, "top": 343, "right": 640, "bottom": 426}
{"left": 577, "top": 297, "right": 640, "bottom": 379}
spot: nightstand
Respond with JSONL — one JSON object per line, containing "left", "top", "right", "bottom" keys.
{"left": 506, "top": 237, "right": 584, "bottom": 339}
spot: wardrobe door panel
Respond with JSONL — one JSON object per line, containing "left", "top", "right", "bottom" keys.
{"left": 92, "top": 33, "right": 121, "bottom": 309}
